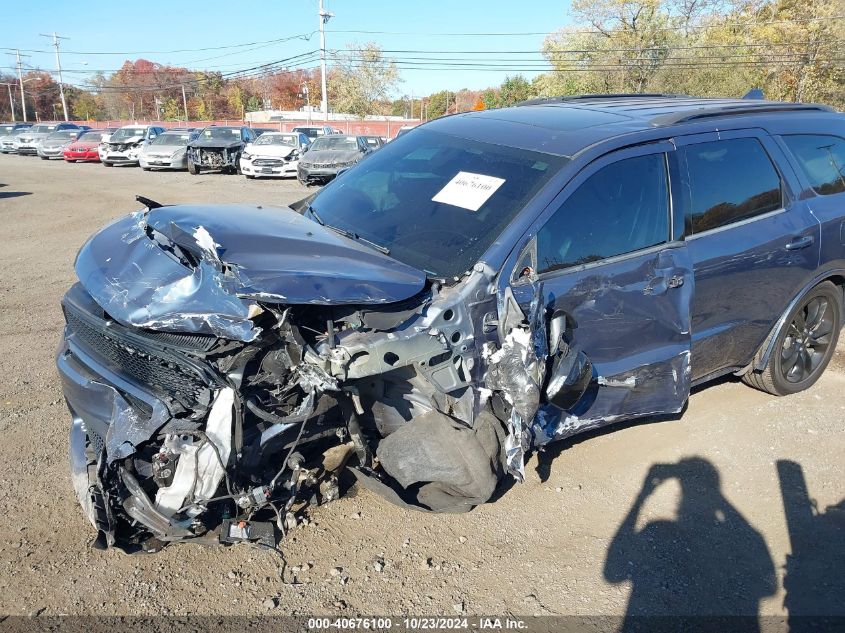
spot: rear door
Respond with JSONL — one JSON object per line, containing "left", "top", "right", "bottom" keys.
{"left": 675, "top": 130, "right": 821, "bottom": 382}
{"left": 506, "top": 141, "right": 694, "bottom": 443}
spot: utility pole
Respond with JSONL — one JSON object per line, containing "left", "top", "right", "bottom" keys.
{"left": 15, "top": 50, "right": 28, "bottom": 122}
{"left": 40, "top": 33, "right": 70, "bottom": 121}
{"left": 1, "top": 83, "right": 15, "bottom": 121}
{"left": 181, "top": 84, "right": 189, "bottom": 122}
{"left": 318, "top": 0, "right": 333, "bottom": 122}
{"left": 301, "top": 82, "right": 312, "bottom": 124}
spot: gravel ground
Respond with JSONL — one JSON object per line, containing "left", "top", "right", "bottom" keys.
{"left": 0, "top": 154, "right": 842, "bottom": 619}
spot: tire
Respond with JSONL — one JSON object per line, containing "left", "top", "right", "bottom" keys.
{"left": 142, "top": 167, "right": 151, "bottom": 171}
{"left": 245, "top": 174, "right": 255, "bottom": 179}
{"left": 188, "top": 161, "right": 200, "bottom": 175}
{"left": 40, "top": 156, "right": 49, "bottom": 160}
{"left": 103, "top": 161, "right": 112, "bottom": 167}
{"left": 743, "top": 281, "right": 842, "bottom": 396}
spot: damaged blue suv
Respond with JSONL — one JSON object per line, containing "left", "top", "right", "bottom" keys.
{"left": 58, "top": 95, "right": 845, "bottom": 551}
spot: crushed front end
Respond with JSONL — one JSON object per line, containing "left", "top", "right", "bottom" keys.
{"left": 59, "top": 201, "right": 570, "bottom": 552}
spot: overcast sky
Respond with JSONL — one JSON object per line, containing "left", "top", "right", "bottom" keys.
{"left": 1, "top": 0, "right": 573, "bottom": 96}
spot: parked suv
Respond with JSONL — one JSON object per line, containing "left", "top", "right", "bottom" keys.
{"left": 57, "top": 95, "right": 845, "bottom": 551}
{"left": 102, "top": 125, "right": 165, "bottom": 166}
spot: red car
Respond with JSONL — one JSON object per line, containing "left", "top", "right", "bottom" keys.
{"left": 63, "top": 129, "right": 115, "bottom": 162}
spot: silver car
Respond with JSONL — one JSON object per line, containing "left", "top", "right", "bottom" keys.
{"left": 37, "top": 129, "right": 86, "bottom": 160}
{"left": 15, "top": 122, "right": 79, "bottom": 155}
{"left": 102, "top": 125, "right": 165, "bottom": 167}
{"left": 0, "top": 123, "right": 32, "bottom": 153}
{"left": 139, "top": 130, "right": 196, "bottom": 170}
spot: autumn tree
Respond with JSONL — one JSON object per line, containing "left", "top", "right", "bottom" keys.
{"left": 538, "top": 0, "right": 844, "bottom": 108}
{"left": 330, "top": 43, "right": 401, "bottom": 117}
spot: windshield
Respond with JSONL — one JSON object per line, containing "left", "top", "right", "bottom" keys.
{"left": 310, "top": 136, "right": 358, "bottom": 151}
{"left": 200, "top": 127, "right": 241, "bottom": 140}
{"left": 0, "top": 125, "right": 18, "bottom": 135}
{"left": 77, "top": 130, "right": 105, "bottom": 142}
{"left": 308, "top": 129, "right": 565, "bottom": 278}
{"left": 254, "top": 134, "right": 298, "bottom": 147}
{"left": 111, "top": 127, "right": 146, "bottom": 141}
{"left": 29, "top": 125, "right": 57, "bottom": 134}
{"left": 151, "top": 133, "right": 191, "bottom": 146}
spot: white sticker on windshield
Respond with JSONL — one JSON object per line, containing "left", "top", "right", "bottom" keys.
{"left": 432, "top": 171, "right": 505, "bottom": 211}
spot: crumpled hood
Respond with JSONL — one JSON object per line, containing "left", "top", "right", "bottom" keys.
{"left": 189, "top": 138, "right": 243, "bottom": 150}
{"left": 108, "top": 135, "right": 143, "bottom": 146}
{"left": 244, "top": 143, "right": 297, "bottom": 159}
{"left": 300, "top": 149, "right": 360, "bottom": 165}
{"left": 74, "top": 204, "right": 426, "bottom": 341}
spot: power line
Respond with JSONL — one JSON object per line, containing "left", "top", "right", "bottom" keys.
{"left": 326, "top": 15, "right": 845, "bottom": 37}
{"left": 0, "top": 32, "right": 316, "bottom": 57}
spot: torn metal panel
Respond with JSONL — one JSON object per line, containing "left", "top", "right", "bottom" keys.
{"left": 508, "top": 244, "right": 694, "bottom": 452}
{"left": 155, "top": 388, "right": 234, "bottom": 517}
{"left": 483, "top": 283, "right": 547, "bottom": 480}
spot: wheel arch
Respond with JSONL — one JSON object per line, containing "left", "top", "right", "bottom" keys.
{"left": 747, "top": 270, "right": 845, "bottom": 374}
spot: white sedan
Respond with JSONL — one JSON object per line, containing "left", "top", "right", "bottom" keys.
{"left": 239, "top": 132, "right": 310, "bottom": 179}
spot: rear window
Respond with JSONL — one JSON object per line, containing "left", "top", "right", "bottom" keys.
{"left": 782, "top": 134, "right": 845, "bottom": 196}
{"left": 680, "top": 138, "right": 782, "bottom": 236}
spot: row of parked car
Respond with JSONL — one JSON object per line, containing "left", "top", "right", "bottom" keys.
{"left": 0, "top": 121, "right": 392, "bottom": 186}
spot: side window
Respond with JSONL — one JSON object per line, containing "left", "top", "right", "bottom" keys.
{"left": 680, "top": 138, "right": 782, "bottom": 236}
{"left": 782, "top": 134, "right": 845, "bottom": 196}
{"left": 537, "top": 153, "right": 670, "bottom": 274}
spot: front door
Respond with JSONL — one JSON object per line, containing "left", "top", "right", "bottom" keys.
{"left": 506, "top": 142, "right": 694, "bottom": 446}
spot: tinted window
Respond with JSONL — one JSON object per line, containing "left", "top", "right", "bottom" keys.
{"left": 537, "top": 153, "right": 670, "bottom": 274}
{"left": 782, "top": 134, "right": 845, "bottom": 196}
{"left": 681, "top": 138, "right": 782, "bottom": 236}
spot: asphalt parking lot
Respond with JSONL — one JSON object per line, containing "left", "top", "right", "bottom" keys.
{"left": 0, "top": 154, "right": 842, "bottom": 620}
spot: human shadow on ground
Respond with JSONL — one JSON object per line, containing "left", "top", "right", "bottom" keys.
{"left": 604, "top": 457, "right": 776, "bottom": 633}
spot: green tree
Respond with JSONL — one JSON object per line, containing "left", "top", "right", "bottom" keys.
{"left": 161, "top": 97, "right": 183, "bottom": 121}
{"left": 498, "top": 75, "right": 534, "bottom": 106}
{"left": 70, "top": 91, "right": 103, "bottom": 121}
{"left": 330, "top": 43, "right": 401, "bottom": 117}
{"left": 425, "top": 90, "right": 456, "bottom": 118}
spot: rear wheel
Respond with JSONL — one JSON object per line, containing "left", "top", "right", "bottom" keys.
{"left": 743, "top": 281, "right": 842, "bottom": 396}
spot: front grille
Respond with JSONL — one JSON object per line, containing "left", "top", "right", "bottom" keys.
{"left": 252, "top": 158, "right": 285, "bottom": 167}
{"left": 64, "top": 305, "right": 212, "bottom": 412}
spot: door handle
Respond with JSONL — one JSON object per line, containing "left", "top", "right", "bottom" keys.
{"left": 785, "top": 235, "right": 815, "bottom": 251}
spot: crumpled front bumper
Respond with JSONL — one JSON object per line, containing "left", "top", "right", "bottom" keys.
{"left": 240, "top": 157, "right": 299, "bottom": 177}
{"left": 297, "top": 164, "right": 342, "bottom": 185}
{"left": 57, "top": 336, "right": 172, "bottom": 548}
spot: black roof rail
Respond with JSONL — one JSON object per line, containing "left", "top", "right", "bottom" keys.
{"left": 518, "top": 93, "right": 689, "bottom": 106}
{"left": 651, "top": 103, "right": 834, "bottom": 126}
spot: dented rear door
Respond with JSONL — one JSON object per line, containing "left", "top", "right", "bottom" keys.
{"left": 507, "top": 141, "right": 694, "bottom": 444}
